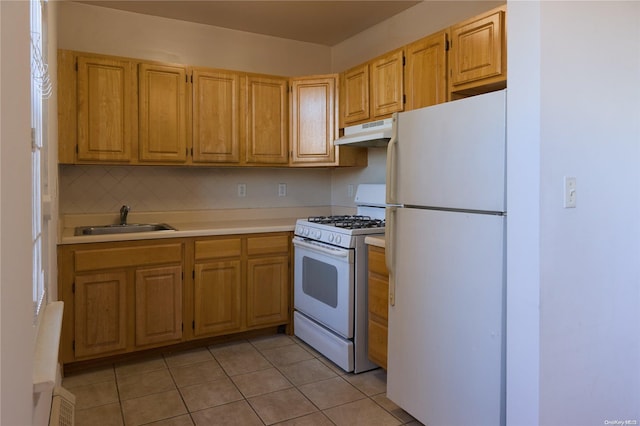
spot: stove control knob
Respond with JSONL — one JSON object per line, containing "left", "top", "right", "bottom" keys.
{"left": 303, "top": 228, "right": 309, "bottom": 237}
{"left": 314, "top": 230, "right": 322, "bottom": 239}
{"left": 335, "top": 235, "right": 342, "bottom": 244}
{"left": 296, "top": 226, "right": 302, "bottom": 235}
{"left": 328, "top": 234, "right": 334, "bottom": 242}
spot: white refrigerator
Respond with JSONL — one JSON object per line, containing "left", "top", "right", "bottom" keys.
{"left": 385, "top": 90, "right": 506, "bottom": 426}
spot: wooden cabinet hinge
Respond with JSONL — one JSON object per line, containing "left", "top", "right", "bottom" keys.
{"left": 72, "top": 340, "right": 75, "bottom": 351}
{"left": 72, "top": 282, "right": 75, "bottom": 293}
{"left": 181, "top": 323, "right": 184, "bottom": 332}
{"left": 402, "top": 56, "right": 406, "bottom": 66}
{"left": 403, "top": 94, "right": 406, "bottom": 104}
{"left": 75, "top": 60, "right": 78, "bottom": 72}
{"left": 75, "top": 145, "right": 79, "bottom": 154}
{"left": 192, "top": 270, "right": 195, "bottom": 280}
{"left": 192, "top": 320, "right": 195, "bottom": 330}
{"left": 446, "top": 39, "right": 451, "bottom": 51}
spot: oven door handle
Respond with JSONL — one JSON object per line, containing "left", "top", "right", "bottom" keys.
{"left": 293, "top": 238, "right": 350, "bottom": 258}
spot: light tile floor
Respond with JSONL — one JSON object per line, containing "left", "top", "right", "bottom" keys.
{"left": 63, "top": 334, "right": 424, "bottom": 426}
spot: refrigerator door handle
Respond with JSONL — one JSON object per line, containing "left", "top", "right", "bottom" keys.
{"left": 385, "top": 114, "right": 399, "bottom": 205}
{"left": 385, "top": 206, "right": 397, "bottom": 306}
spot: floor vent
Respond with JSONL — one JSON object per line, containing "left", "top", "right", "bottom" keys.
{"left": 49, "top": 386, "right": 75, "bottom": 426}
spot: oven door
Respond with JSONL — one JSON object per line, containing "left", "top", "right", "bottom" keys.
{"left": 293, "top": 236, "right": 354, "bottom": 339}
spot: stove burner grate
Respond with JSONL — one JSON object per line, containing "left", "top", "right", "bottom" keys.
{"left": 307, "top": 215, "right": 385, "bottom": 229}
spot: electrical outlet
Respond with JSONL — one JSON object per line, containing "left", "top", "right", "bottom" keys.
{"left": 237, "top": 183, "right": 246, "bottom": 197}
{"left": 278, "top": 183, "right": 287, "bottom": 197}
{"left": 348, "top": 184, "right": 354, "bottom": 198}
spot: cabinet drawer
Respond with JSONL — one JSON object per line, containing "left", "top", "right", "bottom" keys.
{"left": 195, "top": 238, "right": 242, "bottom": 260}
{"left": 368, "top": 320, "right": 388, "bottom": 369}
{"left": 368, "top": 273, "right": 389, "bottom": 322}
{"left": 75, "top": 243, "right": 182, "bottom": 272}
{"left": 368, "top": 246, "right": 388, "bottom": 276}
{"left": 247, "top": 234, "right": 289, "bottom": 256}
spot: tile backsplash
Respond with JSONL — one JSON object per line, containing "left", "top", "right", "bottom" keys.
{"left": 59, "top": 165, "right": 333, "bottom": 214}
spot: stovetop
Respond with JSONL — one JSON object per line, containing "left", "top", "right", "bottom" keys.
{"left": 295, "top": 215, "right": 385, "bottom": 249}
{"left": 306, "top": 215, "right": 385, "bottom": 230}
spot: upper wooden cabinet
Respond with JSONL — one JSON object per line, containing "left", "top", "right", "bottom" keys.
{"left": 291, "top": 74, "right": 367, "bottom": 167}
{"left": 404, "top": 30, "right": 449, "bottom": 110}
{"left": 138, "top": 63, "right": 189, "bottom": 163}
{"left": 243, "top": 75, "right": 289, "bottom": 165}
{"left": 370, "top": 49, "right": 405, "bottom": 119}
{"left": 74, "top": 54, "right": 136, "bottom": 162}
{"left": 340, "top": 49, "right": 404, "bottom": 127}
{"left": 341, "top": 63, "right": 370, "bottom": 126}
{"left": 449, "top": 5, "right": 507, "bottom": 96}
{"left": 290, "top": 75, "right": 337, "bottom": 165}
{"left": 192, "top": 68, "right": 241, "bottom": 163}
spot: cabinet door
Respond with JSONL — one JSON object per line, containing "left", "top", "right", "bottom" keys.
{"left": 139, "top": 63, "right": 189, "bottom": 162}
{"left": 368, "top": 245, "right": 389, "bottom": 369}
{"left": 290, "top": 75, "right": 337, "bottom": 165}
{"left": 192, "top": 68, "right": 240, "bottom": 163}
{"left": 405, "top": 31, "right": 448, "bottom": 110}
{"left": 77, "top": 55, "right": 134, "bottom": 162}
{"left": 370, "top": 49, "right": 404, "bottom": 118}
{"left": 244, "top": 75, "right": 289, "bottom": 164}
{"left": 341, "top": 64, "right": 370, "bottom": 125}
{"left": 135, "top": 265, "right": 183, "bottom": 346}
{"left": 75, "top": 271, "right": 127, "bottom": 358}
{"left": 247, "top": 255, "right": 289, "bottom": 327}
{"left": 449, "top": 7, "right": 506, "bottom": 90}
{"left": 194, "top": 260, "right": 242, "bottom": 336}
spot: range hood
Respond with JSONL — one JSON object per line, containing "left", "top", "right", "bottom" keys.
{"left": 334, "top": 118, "right": 393, "bottom": 147}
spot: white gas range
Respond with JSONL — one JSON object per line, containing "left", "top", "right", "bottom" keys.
{"left": 293, "top": 184, "right": 386, "bottom": 373}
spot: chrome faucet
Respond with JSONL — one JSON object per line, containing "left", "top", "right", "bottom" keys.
{"left": 119, "top": 205, "right": 130, "bottom": 225}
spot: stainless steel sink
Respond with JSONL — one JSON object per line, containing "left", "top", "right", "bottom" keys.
{"left": 74, "top": 223, "right": 176, "bottom": 236}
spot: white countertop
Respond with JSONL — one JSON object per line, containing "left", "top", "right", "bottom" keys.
{"left": 365, "top": 235, "right": 386, "bottom": 248}
{"left": 59, "top": 207, "right": 338, "bottom": 245}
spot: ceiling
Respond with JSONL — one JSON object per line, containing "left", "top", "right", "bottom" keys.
{"left": 75, "top": 1, "right": 423, "bottom": 46}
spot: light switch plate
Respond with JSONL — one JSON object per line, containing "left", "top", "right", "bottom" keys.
{"left": 564, "top": 176, "right": 576, "bottom": 208}
{"left": 237, "top": 183, "right": 246, "bottom": 197}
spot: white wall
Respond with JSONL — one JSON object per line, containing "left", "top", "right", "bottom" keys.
{"left": 57, "top": 1, "right": 332, "bottom": 76}
{"left": 59, "top": 165, "right": 331, "bottom": 214}
{"left": 331, "top": 0, "right": 504, "bottom": 71}
{"left": 507, "top": 1, "right": 640, "bottom": 423}
{"left": 329, "top": 1, "right": 504, "bottom": 207}
{"left": 0, "top": 1, "right": 36, "bottom": 424}
{"left": 56, "top": 1, "right": 336, "bottom": 216}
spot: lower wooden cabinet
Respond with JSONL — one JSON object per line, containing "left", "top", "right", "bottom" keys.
{"left": 74, "top": 271, "right": 127, "bottom": 358}
{"left": 192, "top": 233, "right": 291, "bottom": 337}
{"left": 193, "top": 260, "right": 243, "bottom": 336}
{"left": 246, "top": 234, "right": 290, "bottom": 327}
{"left": 59, "top": 232, "right": 292, "bottom": 366}
{"left": 134, "top": 265, "right": 183, "bottom": 346}
{"left": 367, "top": 244, "right": 389, "bottom": 369}
{"left": 59, "top": 241, "right": 185, "bottom": 363}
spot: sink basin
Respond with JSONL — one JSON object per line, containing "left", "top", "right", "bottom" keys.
{"left": 74, "top": 223, "right": 176, "bottom": 236}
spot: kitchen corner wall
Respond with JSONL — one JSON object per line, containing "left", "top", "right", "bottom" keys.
{"left": 56, "top": 1, "right": 343, "bottom": 215}
{"left": 56, "top": 1, "right": 503, "bottom": 215}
